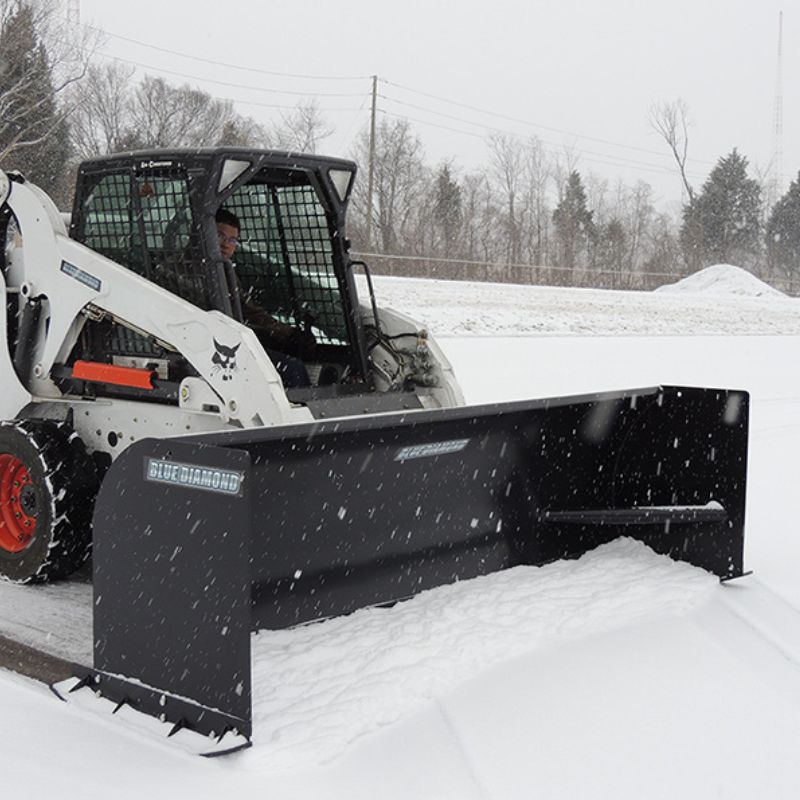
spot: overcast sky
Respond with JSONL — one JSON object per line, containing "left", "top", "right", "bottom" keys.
{"left": 79, "top": 0, "right": 795, "bottom": 209}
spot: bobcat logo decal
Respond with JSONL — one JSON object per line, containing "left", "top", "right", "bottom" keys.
{"left": 212, "top": 339, "right": 241, "bottom": 381}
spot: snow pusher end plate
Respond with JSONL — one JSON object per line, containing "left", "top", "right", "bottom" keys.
{"left": 81, "top": 385, "right": 748, "bottom": 745}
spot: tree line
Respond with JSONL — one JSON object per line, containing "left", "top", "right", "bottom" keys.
{"left": 1, "top": 0, "right": 799, "bottom": 293}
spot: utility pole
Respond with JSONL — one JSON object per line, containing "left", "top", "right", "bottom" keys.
{"left": 773, "top": 10, "right": 784, "bottom": 195}
{"left": 366, "top": 75, "right": 377, "bottom": 250}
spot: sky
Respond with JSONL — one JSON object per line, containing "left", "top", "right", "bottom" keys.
{"left": 77, "top": 1, "right": 796, "bottom": 210}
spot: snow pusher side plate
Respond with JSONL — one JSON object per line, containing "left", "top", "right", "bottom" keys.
{"left": 84, "top": 385, "right": 748, "bottom": 744}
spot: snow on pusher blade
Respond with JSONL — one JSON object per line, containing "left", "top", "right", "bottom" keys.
{"left": 82, "top": 385, "right": 748, "bottom": 744}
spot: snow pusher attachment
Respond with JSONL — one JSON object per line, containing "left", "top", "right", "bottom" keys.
{"left": 73, "top": 384, "right": 748, "bottom": 747}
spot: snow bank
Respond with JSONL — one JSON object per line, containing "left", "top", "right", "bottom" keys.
{"left": 365, "top": 271, "right": 800, "bottom": 337}
{"left": 655, "top": 263, "right": 785, "bottom": 298}
{"left": 246, "top": 538, "right": 716, "bottom": 771}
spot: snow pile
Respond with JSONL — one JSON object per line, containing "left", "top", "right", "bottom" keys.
{"left": 246, "top": 538, "right": 716, "bottom": 770}
{"left": 655, "top": 264, "right": 785, "bottom": 298}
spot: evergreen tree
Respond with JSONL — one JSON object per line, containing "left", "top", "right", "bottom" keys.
{"left": 594, "top": 218, "right": 627, "bottom": 276}
{"left": 552, "top": 171, "right": 595, "bottom": 270}
{"left": 0, "top": 2, "right": 70, "bottom": 200}
{"left": 766, "top": 172, "right": 800, "bottom": 279}
{"left": 432, "top": 163, "right": 462, "bottom": 253}
{"left": 680, "top": 149, "right": 761, "bottom": 270}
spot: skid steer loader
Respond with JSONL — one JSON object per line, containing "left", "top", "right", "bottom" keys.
{"left": 0, "top": 148, "right": 749, "bottom": 754}
{"left": 0, "top": 148, "right": 463, "bottom": 581}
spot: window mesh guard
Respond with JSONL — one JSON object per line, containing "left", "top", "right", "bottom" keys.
{"left": 225, "top": 182, "right": 348, "bottom": 347}
{"left": 78, "top": 169, "right": 208, "bottom": 358}
{"left": 80, "top": 169, "right": 210, "bottom": 308}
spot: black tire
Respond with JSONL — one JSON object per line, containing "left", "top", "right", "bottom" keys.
{"left": 0, "top": 420, "right": 98, "bottom": 583}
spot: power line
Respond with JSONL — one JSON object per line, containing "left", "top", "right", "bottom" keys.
{"left": 94, "top": 51, "right": 368, "bottom": 98}
{"left": 85, "top": 54, "right": 368, "bottom": 118}
{"left": 233, "top": 100, "right": 367, "bottom": 112}
{"left": 333, "top": 94, "right": 371, "bottom": 154}
{"left": 382, "top": 78, "right": 715, "bottom": 167}
{"left": 378, "top": 93, "right": 702, "bottom": 176}
{"left": 81, "top": 22, "right": 369, "bottom": 82}
{"left": 377, "top": 109, "right": 708, "bottom": 181}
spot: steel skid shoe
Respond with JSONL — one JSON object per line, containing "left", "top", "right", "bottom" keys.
{"left": 51, "top": 672, "right": 251, "bottom": 758}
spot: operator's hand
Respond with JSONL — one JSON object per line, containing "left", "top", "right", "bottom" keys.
{"left": 289, "top": 327, "right": 317, "bottom": 360}
{"left": 250, "top": 311, "right": 295, "bottom": 342}
{"left": 266, "top": 317, "right": 316, "bottom": 358}
{"left": 243, "top": 304, "right": 317, "bottom": 358}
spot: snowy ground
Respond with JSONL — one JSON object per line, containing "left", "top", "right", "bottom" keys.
{"left": 361, "top": 264, "right": 800, "bottom": 336}
{"left": 4, "top": 265, "right": 800, "bottom": 798}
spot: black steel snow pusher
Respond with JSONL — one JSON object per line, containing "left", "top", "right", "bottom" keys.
{"left": 65, "top": 384, "right": 748, "bottom": 750}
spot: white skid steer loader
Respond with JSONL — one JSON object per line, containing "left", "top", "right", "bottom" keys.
{"left": 0, "top": 150, "right": 462, "bottom": 580}
{"left": 0, "top": 149, "right": 749, "bottom": 752}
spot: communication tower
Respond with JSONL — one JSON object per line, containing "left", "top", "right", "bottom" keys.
{"left": 773, "top": 11, "right": 784, "bottom": 194}
{"left": 66, "top": 0, "right": 80, "bottom": 26}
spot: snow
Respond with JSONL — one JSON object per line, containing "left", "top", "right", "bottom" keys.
{"left": 249, "top": 539, "right": 715, "bottom": 771}
{"left": 358, "top": 264, "right": 800, "bottom": 336}
{"left": 655, "top": 263, "right": 787, "bottom": 298}
{"left": 4, "top": 264, "right": 800, "bottom": 797}
{"left": 0, "top": 576, "right": 92, "bottom": 663}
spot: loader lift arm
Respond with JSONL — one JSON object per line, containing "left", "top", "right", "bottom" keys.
{"left": 1, "top": 173, "right": 313, "bottom": 429}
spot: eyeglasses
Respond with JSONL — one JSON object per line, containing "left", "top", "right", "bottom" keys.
{"left": 218, "top": 233, "right": 240, "bottom": 247}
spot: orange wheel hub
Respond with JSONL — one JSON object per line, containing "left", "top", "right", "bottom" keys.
{"left": 0, "top": 453, "right": 37, "bottom": 554}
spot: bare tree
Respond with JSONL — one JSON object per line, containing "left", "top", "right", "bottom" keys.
{"left": 520, "top": 136, "right": 551, "bottom": 267}
{"left": 460, "top": 170, "right": 494, "bottom": 264}
{"left": 751, "top": 157, "right": 780, "bottom": 279}
{"left": 68, "top": 62, "right": 135, "bottom": 159}
{"left": 216, "top": 115, "right": 272, "bottom": 148}
{"left": 643, "top": 211, "right": 683, "bottom": 282}
{"left": 69, "top": 66, "right": 272, "bottom": 159}
{"left": 487, "top": 133, "right": 524, "bottom": 264}
{"left": 551, "top": 143, "right": 581, "bottom": 198}
{"left": 622, "top": 180, "right": 656, "bottom": 278}
{"left": 350, "top": 117, "right": 426, "bottom": 253}
{"left": 270, "top": 100, "right": 333, "bottom": 153}
{"left": 649, "top": 99, "right": 694, "bottom": 202}
{"left": 124, "top": 76, "right": 268, "bottom": 150}
{"left": 0, "top": 0, "right": 97, "bottom": 162}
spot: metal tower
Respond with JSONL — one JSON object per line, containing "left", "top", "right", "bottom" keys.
{"left": 773, "top": 10, "right": 784, "bottom": 194}
{"left": 66, "top": 0, "right": 80, "bottom": 26}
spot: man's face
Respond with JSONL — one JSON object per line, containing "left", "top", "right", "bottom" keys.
{"left": 216, "top": 222, "right": 239, "bottom": 260}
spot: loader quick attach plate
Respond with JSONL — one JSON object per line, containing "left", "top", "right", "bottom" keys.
{"left": 83, "top": 385, "right": 748, "bottom": 745}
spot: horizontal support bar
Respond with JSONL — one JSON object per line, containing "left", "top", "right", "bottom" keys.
{"left": 541, "top": 503, "right": 728, "bottom": 526}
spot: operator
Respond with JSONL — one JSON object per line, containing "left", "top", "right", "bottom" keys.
{"left": 216, "top": 209, "right": 312, "bottom": 388}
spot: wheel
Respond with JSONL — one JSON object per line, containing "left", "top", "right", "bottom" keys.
{"left": 0, "top": 420, "right": 98, "bottom": 583}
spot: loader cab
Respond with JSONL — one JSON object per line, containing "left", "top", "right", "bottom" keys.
{"left": 69, "top": 148, "right": 366, "bottom": 399}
